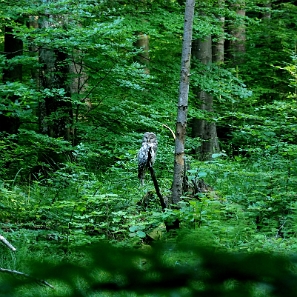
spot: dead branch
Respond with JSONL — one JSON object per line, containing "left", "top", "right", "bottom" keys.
{"left": 0, "top": 267, "right": 54, "bottom": 289}
{"left": 145, "top": 147, "right": 179, "bottom": 231}
{"left": 148, "top": 166, "right": 167, "bottom": 211}
{"left": 0, "top": 234, "right": 54, "bottom": 288}
{"left": 162, "top": 124, "right": 176, "bottom": 140}
{"left": 0, "top": 234, "right": 16, "bottom": 252}
{"left": 148, "top": 147, "right": 167, "bottom": 211}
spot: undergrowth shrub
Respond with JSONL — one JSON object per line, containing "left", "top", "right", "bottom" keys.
{"left": 188, "top": 153, "right": 297, "bottom": 252}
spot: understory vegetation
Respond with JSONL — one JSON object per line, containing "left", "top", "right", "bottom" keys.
{"left": 1, "top": 0, "right": 297, "bottom": 296}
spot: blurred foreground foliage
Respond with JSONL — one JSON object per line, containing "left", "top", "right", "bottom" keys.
{"left": 2, "top": 241, "right": 297, "bottom": 297}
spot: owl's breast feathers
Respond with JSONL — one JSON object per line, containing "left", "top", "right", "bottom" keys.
{"left": 138, "top": 132, "right": 157, "bottom": 185}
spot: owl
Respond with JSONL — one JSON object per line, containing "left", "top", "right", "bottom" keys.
{"left": 138, "top": 132, "right": 158, "bottom": 185}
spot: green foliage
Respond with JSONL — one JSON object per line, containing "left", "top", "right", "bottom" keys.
{"left": 2, "top": 0, "right": 297, "bottom": 296}
{"left": 185, "top": 154, "right": 297, "bottom": 252}
{"left": 3, "top": 242, "right": 297, "bottom": 297}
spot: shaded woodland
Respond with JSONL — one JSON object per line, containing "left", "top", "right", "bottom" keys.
{"left": 1, "top": 0, "right": 297, "bottom": 296}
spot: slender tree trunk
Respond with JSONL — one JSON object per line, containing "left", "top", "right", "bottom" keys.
{"left": 134, "top": 0, "right": 150, "bottom": 74}
{"left": 135, "top": 33, "right": 150, "bottom": 74}
{"left": 3, "top": 27, "right": 23, "bottom": 82}
{"left": 38, "top": 14, "right": 73, "bottom": 140}
{"left": 213, "top": 0, "right": 225, "bottom": 64}
{"left": 28, "top": 16, "right": 39, "bottom": 80}
{"left": 230, "top": 0, "right": 246, "bottom": 64}
{"left": 69, "top": 49, "right": 88, "bottom": 145}
{"left": 171, "top": 0, "right": 195, "bottom": 205}
{"left": 192, "top": 36, "right": 220, "bottom": 160}
{"left": 0, "top": 26, "right": 23, "bottom": 134}
{"left": 262, "top": 0, "right": 271, "bottom": 20}
{"left": 262, "top": 0, "right": 271, "bottom": 45}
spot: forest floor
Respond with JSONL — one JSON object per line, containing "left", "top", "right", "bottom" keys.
{"left": 1, "top": 153, "right": 297, "bottom": 296}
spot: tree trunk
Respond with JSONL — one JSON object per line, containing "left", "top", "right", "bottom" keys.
{"left": 261, "top": 0, "right": 271, "bottom": 46}
{"left": 171, "top": 0, "right": 195, "bottom": 205}
{"left": 262, "top": 1, "right": 271, "bottom": 20}
{"left": 69, "top": 49, "right": 89, "bottom": 145}
{"left": 230, "top": 0, "right": 246, "bottom": 64}
{"left": 135, "top": 33, "right": 150, "bottom": 74}
{"left": 0, "top": 26, "right": 23, "bottom": 134}
{"left": 134, "top": 0, "right": 150, "bottom": 74}
{"left": 28, "top": 16, "right": 39, "bottom": 81}
{"left": 213, "top": 0, "right": 225, "bottom": 64}
{"left": 192, "top": 36, "right": 220, "bottom": 160}
{"left": 3, "top": 27, "right": 23, "bottom": 82}
{"left": 38, "top": 14, "right": 73, "bottom": 140}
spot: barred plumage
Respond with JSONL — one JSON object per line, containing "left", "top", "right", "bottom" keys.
{"left": 138, "top": 132, "right": 158, "bottom": 185}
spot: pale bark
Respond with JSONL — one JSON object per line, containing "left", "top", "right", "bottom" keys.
{"left": 134, "top": 0, "right": 150, "bottom": 74}
{"left": 0, "top": 234, "right": 16, "bottom": 251}
{"left": 0, "top": 267, "right": 54, "bottom": 288}
{"left": 192, "top": 36, "right": 220, "bottom": 160}
{"left": 0, "top": 234, "right": 53, "bottom": 288}
{"left": 171, "top": 0, "right": 195, "bottom": 205}
{"left": 262, "top": 1, "right": 271, "bottom": 20}
{"left": 136, "top": 33, "right": 150, "bottom": 74}
{"left": 213, "top": 0, "right": 225, "bottom": 64}
{"left": 230, "top": 0, "right": 246, "bottom": 64}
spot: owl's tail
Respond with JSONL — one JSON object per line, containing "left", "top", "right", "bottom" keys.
{"left": 138, "top": 164, "right": 146, "bottom": 185}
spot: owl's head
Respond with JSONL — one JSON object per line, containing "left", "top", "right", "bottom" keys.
{"left": 142, "top": 132, "right": 157, "bottom": 144}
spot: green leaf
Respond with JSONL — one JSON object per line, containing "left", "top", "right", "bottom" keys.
{"left": 129, "top": 226, "right": 139, "bottom": 232}
{"left": 198, "top": 171, "right": 207, "bottom": 178}
{"left": 136, "top": 231, "right": 146, "bottom": 238}
{"left": 212, "top": 153, "right": 227, "bottom": 159}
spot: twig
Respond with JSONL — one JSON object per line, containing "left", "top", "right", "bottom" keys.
{"left": 162, "top": 124, "right": 176, "bottom": 140}
{"left": 0, "top": 235, "right": 16, "bottom": 252}
{"left": 0, "top": 267, "right": 54, "bottom": 289}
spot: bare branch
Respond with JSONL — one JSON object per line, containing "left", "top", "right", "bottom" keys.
{"left": 162, "top": 124, "right": 176, "bottom": 140}
{"left": 0, "top": 267, "right": 54, "bottom": 289}
{"left": 0, "top": 235, "right": 16, "bottom": 252}
{"left": 147, "top": 147, "right": 166, "bottom": 211}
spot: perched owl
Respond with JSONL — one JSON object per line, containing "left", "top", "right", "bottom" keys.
{"left": 138, "top": 132, "right": 158, "bottom": 185}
